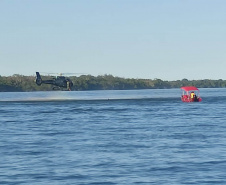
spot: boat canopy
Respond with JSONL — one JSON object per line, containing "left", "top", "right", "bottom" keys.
{"left": 181, "top": 86, "right": 199, "bottom": 91}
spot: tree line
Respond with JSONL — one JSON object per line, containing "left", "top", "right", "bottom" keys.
{"left": 0, "top": 74, "right": 226, "bottom": 92}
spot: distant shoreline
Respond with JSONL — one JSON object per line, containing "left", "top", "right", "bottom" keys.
{"left": 0, "top": 74, "right": 226, "bottom": 92}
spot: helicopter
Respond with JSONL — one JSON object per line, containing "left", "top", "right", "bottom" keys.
{"left": 35, "top": 72, "right": 73, "bottom": 91}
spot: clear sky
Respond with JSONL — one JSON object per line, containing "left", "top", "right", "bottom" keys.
{"left": 0, "top": 0, "right": 226, "bottom": 80}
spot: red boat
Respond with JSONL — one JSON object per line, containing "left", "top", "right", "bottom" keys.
{"left": 181, "top": 86, "right": 202, "bottom": 102}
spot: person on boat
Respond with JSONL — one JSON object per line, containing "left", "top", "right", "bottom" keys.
{"left": 193, "top": 94, "right": 198, "bottom": 101}
{"left": 190, "top": 91, "right": 195, "bottom": 99}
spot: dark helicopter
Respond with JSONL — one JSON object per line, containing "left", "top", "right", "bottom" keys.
{"left": 35, "top": 72, "right": 73, "bottom": 91}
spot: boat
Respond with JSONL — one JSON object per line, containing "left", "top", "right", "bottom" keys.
{"left": 181, "top": 86, "right": 202, "bottom": 102}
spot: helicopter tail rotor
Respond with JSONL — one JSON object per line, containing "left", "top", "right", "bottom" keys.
{"left": 66, "top": 79, "right": 73, "bottom": 91}
{"left": 35, "top": 72, "right": 42, "bottom": 86}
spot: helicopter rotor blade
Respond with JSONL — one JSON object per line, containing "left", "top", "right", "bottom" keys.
{"left": 38, "top": 72, "right": 86, "bottom": 76}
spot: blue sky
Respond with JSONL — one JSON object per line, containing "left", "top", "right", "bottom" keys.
{"left": 0, "top": 0, "right": 226, "bottom": 80}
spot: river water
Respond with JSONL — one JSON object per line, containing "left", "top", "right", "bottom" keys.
{"left": 0, "top": 88, "right": 226, "bottom": 184}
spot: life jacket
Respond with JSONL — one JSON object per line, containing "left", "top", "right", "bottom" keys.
{"left": 190, "top": 92, "right": 195, "bottom": 98}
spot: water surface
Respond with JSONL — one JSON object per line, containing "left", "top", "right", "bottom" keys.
{"left": 1, "top": 89, "right": 226, "bottom": 184}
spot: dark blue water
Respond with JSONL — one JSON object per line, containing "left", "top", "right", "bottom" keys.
{"left": 1, "top": 89, "right": 226, "bottom": 185}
